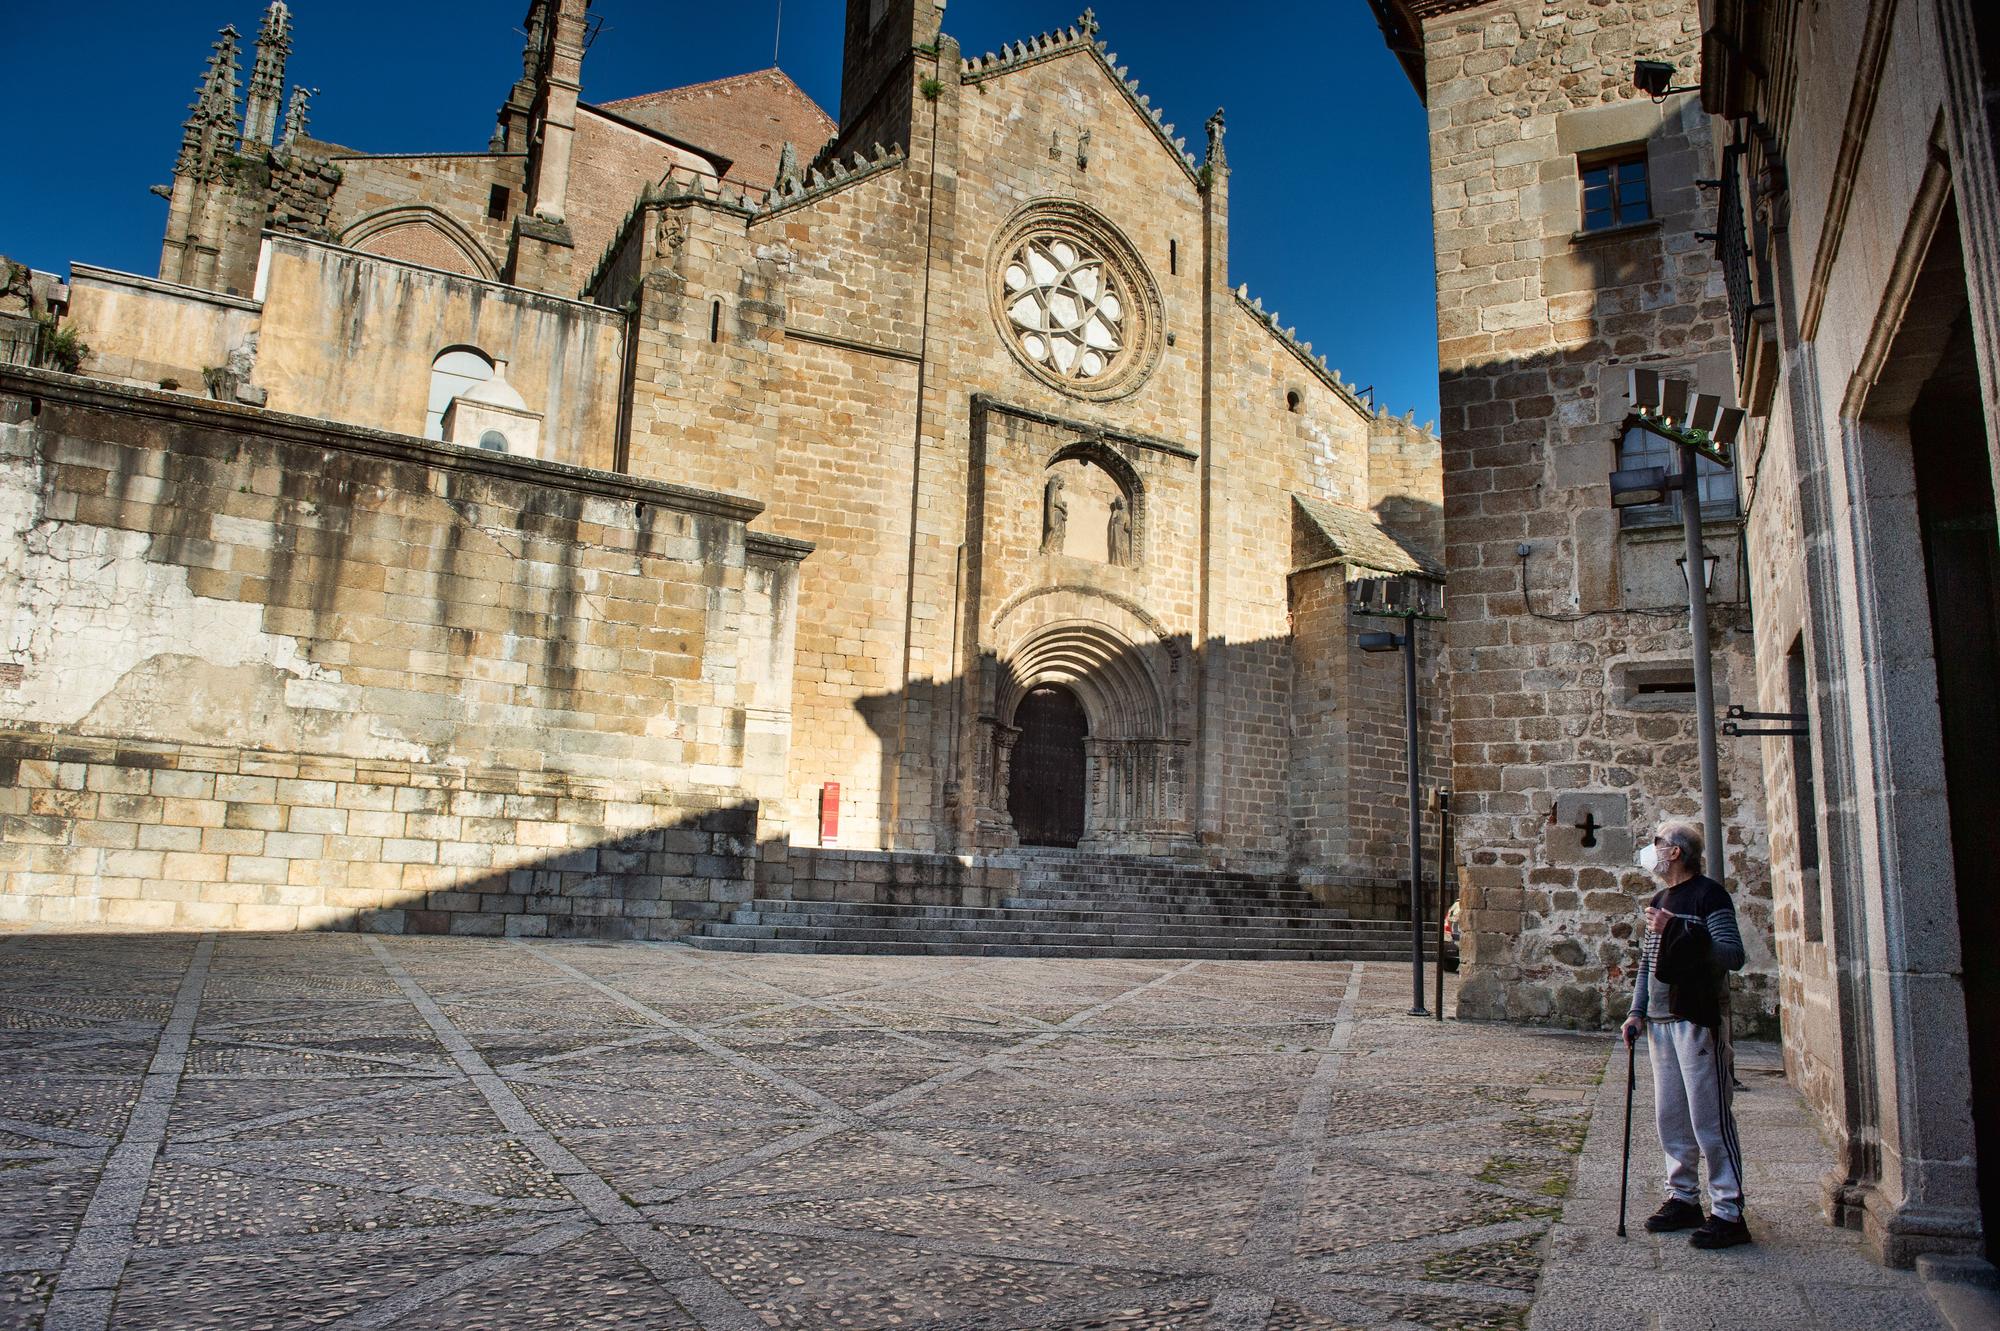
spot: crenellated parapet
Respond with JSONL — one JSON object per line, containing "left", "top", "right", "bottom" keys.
{"left": 581, "top": 146, "right": 907, "bottom": 305}
{"left": 762, "top": 142, "right": 904, "bottom": 219}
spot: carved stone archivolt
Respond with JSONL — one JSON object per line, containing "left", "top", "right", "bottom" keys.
{"left": 975, "top": 605, "right": 1192, "bottom": 853}
{"left": 990, "top": 200, "right": 1162, "bottom": 401}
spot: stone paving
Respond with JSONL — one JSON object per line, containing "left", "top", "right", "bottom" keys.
{"left": 1534, "top": 1037, "right": 1954, "bottom": 1331}
{"left": 0, "top": 932, "right": 1620, "bottom": 1330}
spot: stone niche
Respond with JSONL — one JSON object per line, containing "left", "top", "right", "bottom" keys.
{"left": 1041, "top": 455, "right": 1133, "bottom": 566}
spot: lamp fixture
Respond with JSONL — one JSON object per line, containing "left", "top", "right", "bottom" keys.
{"left": 1610, "top": 465, "right": 1671, "bottom": 508}
{"left": 1358, "top": 630, "right": 1403, "bottom": 654}
{"left": 1349, "top": 574, "right": 1445, "bottom": 621}
{"left": 1677, "top": 549, "right": 1719, "bottom": 594}
{"left": 1624, "top": 368, "right": 1744, "bottom": 465}
{"left": 1633, "top": 58, "right": 1699, "bottom": 102}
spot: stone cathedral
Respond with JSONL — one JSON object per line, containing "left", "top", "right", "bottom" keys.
{"left": 0, "top": 0, "right": 1445, "bottom": 939}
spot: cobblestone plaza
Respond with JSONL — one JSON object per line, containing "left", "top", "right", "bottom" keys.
{"left": 1, "top": 935, "right": 1615, "bottom": 1330}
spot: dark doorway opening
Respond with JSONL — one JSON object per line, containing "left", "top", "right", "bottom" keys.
{"left": 1008, "top": 685, "right": 1087, "bottom": 847}
{"left": 1911, "top": 309, "right": 1999, "bottom": 1258}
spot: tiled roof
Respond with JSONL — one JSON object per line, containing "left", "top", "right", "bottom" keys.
{"left": 1292, "top": 494, "right": 1444, "bottom": 579}
{"left": 601, "top": 68, "right": 835, "bottom": 191}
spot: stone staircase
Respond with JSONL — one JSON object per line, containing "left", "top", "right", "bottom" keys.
{"left": 685, "top": 849, "right": 1430, "bottom": 961}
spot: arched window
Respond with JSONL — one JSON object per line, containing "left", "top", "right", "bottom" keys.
{"left": 425, "top": 347, "right": 493, "bottom": 440}
{"left": 478, "top": 430, "right": 508, "bottom": 452}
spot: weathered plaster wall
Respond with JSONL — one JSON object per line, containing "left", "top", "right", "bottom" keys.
{"left": 253, "top": 237, "right": 627, "bottom": 467}
{"left": 64, "top": 266, "right": 264, "bottom": 395}
{"left": 0, "top": 368, "right": 805, "bottom": 937}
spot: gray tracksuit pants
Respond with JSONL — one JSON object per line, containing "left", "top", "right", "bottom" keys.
{"left": 1646, "top": 1019, "right": 1744, "bottom": 1221}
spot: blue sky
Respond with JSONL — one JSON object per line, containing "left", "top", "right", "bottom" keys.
{"left": 0, "top": 1, "right": 1441, "bottom": 423}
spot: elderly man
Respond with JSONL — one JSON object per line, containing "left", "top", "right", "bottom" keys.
{"left": 1620, "top": 820, "right": 1751, "bottom": 1249}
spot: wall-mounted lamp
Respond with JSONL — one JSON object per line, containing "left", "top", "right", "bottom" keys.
{"left": 1634, "top": 58, "right": 1699, "bottom": 102}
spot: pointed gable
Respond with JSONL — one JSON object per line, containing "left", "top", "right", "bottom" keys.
{"left": 601, "top": 68, "right": 835, "bottom": 191}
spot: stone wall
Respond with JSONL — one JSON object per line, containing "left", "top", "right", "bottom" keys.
{"left": 0, "top": 367, "right": 806, "bottom": 936}
{"left": 1407, "top": 0, "right": 1776, "bottom": 1030}
{"left": 63, "top": 266, "right": 263, "bottom": 395}
{"left": 70, "top": 238, "right": 631, "bottom": 469}
{"left": 1700, "top": 0, "right": 2000, "bottom": 1262}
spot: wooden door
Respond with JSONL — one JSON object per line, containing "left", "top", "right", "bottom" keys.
{"left": 1008, "top": 686, "right": 1088, "bottom": 847}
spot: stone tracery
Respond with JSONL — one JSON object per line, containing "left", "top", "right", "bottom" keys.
{"left": 989, "top": 200, "right": 1162, "bottom": 400}
{"left": 1003, "top": 236, "right": 1125, "bottom": 381}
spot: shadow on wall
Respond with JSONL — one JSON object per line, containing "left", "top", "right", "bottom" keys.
{"left": 1433, "top": 328, "right": 1774, "bottom": 1035}
{"left": 0, "top": 735, "right": 766, "bottom": 941}
{"left": 844, "top": 611, "right": 1447, "bottom": 886}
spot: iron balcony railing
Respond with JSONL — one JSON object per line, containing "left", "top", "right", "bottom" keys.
{"left": 1714, "top": 144, "right": 1773, "bottom": 365}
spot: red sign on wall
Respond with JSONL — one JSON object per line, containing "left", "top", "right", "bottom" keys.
{"left": 819, "top": 782, "right": 840, "bottom": 846}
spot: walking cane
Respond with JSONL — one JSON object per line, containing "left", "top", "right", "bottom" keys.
{"left": 1616, "top": 1031, "right": 1637, "bottom": 1237}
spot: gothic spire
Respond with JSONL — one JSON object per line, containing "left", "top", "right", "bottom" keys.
{"left": 280, "top": 85, "right": 315, "bottom": 148}
{"left": 243, "top": 1, "right": 292, "bottom": 147}
{"left": 177, "top": 25, "right": 242, "bottom": 176}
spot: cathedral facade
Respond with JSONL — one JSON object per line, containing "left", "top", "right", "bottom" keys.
{"left": 2, "top": 0, "right": 1443, "bottom": 934}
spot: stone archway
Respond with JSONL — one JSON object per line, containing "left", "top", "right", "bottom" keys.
{"left": 976, "top": 605, "right": 1191, "bottom": 854}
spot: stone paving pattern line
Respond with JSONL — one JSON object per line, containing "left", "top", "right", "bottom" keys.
{"left": 0, "top": 932, "right": 1934, "bottom": 1330}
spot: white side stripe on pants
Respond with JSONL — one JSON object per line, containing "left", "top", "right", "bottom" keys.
{"left": 1646, "top": 1018, "right": 1744, "bottom": 1222}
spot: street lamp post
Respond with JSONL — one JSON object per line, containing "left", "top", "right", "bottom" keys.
{"left": 1609, "top": 369, "right": 1744, "bottom": 876}
{"left": 1354, "top": 574, "right": 1446, "bottom": 1017}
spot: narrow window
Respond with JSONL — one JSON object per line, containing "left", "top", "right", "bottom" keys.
{"left": 710, "top": 299, "right": 722, "bottom": 343}
{"left": 486, "top": 185, "right": 509, "bottom": 220}
{"left": 1788, "top": 636, "right": 1823, "bottom": 942}
{"left": 1286, "top": 390, "right": 1303, "bottom": 414}
{"left": 1579, "top": 149, "right": 1651, "bottom": 232}
{"left": 1169, "top": 238, "right": 1178, "bottom": 275}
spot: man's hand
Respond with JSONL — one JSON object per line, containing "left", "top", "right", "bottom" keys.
{"left": 1622, "top": 1015, "right": 1643, "bottom": 1046}
{"left": 1644, "top": 905, "right": 1671, "bottom": 935}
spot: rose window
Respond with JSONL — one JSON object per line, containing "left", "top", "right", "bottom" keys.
{"left": 1003, "top": 238, "right": 1125, "bottom": 381}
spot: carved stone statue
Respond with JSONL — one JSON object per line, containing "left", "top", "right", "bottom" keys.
{"left": 1107, "top": 495, "right": 1132, "bottom": 565}
{"left": 1042, "top": 473, "right": 1068, "bottom": 553}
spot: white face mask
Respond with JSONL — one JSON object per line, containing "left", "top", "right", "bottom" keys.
{"left": 1638, "top": 843, "right": 1661, "bottom": 874}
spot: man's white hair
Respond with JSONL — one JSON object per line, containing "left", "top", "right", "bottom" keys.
{"left": 1657, "top": 820, "right": 1703, "bottom": 874}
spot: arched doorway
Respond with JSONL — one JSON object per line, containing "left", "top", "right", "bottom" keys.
{"left": 1008, "top": 685, "right": 1087, "bottom": 847}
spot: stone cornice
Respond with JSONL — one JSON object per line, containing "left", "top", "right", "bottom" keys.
{"left": 0, "top": 365, "right": 768, "bottom": 527}
{"left": 1370, "top": 0, "right": 1500, "bottom": 101}
{"left": 68, "top": 263, "right": 263, "bottom": 313}
{"left": 970, "top": 393, "right": 1197, "bottom": 461}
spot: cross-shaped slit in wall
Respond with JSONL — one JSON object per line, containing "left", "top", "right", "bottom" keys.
{"left": 1576, "top": 807, "right": 1600, "bottom": 848}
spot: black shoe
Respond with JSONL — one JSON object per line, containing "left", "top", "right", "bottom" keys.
{"left": 1642, "top": 1198, "right": 1705, "bottom": 1232}
{"left": 1688, "top": 1215, "right": 1753, "bottom": 1249}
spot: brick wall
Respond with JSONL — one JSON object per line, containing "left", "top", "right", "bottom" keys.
{"left": 0, "top": 368, "right": 804, "bottom": 936}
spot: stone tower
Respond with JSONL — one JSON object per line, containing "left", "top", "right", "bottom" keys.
{"left": 504, "top": 0, "right": 591, "bottom": 290}
{"left": 156, "top": 4, "right": 337, "bottom": 299}
{"left": 158, "top": 25, "right": 246, "bottom": 291}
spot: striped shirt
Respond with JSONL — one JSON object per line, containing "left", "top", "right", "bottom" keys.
{"left": 1629, "top": 874, "right": 1745, "bottom": 1021}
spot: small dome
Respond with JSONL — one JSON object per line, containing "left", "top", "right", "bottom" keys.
{"left": 456, "top": 356, "right": 528, "bottom": 411}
